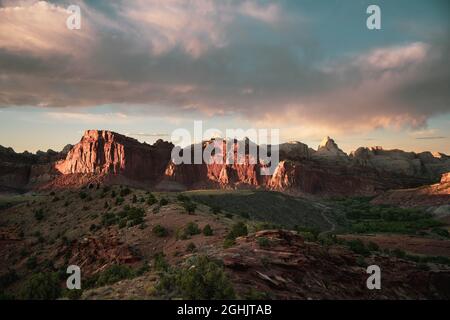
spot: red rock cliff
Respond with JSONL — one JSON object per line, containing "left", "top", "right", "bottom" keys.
{"left": 55, "top": 130, "right": 173, "bottom": 182}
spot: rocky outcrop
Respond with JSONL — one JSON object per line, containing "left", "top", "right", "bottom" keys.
{"left": 55, "top": 234, "right": 141, "bottom": 276}
{"left": 279, "top": 141, "right": 313, "bottom": 160}
{"left": 219, "top": 230, "right": 450, "bottom": 299}
{"left": 372, "top": 172, "right": 450, "bottom": 208}
{"left": 164, "top": 139, "right": 265, "bottom": 189}
{"left": 351, "top": 147, "right": 450, "bottom": 179}
{"left": 313, "top": 136, "right": 348, "bottom": 160}
{"left": 266, "top": 160, "right": 427, "bottom": 196}
{"left": 161, "top": 137, "right": 440, "bottom": 195}
{"left": 55, "top": 130, "right": 173, "bottom": 183}
{"left": 0, "top": 145, "right": 69, "bottom": 191}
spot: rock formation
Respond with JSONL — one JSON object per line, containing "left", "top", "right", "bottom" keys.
{"left": 0, "top": 144, "right": 69, "bottom": 192}
{"left": 219, "top": 230, "right": 450, "bottom": 299}
{"left": 279, "top": 141, "right": 313, "bottom": 160}
{"left": 372, "top": 172, "right": 450, "bottom": 207}
{"left": 1, "top": 131, "right": 449, "bottom": 196}
{"left": 351, "top": 147, "right": 450, "bottom": 179}
{"left": 55, "top": 130, "right": 173, "bottom": 182}
{"left": 313, "top": 136, "right": 348, "bottom": 160}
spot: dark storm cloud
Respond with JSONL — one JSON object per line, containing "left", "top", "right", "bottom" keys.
{"left": 0, "top": 0, "right": 449, "bottom": 133}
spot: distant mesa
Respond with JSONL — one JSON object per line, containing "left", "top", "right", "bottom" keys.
{"left": 313, "top": 136, "right": 348, "bottom": 159}
{"left": 0, "top": 130, "right": 449, "bottom": 196}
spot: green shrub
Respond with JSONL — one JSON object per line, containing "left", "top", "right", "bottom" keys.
{"left": 26, "top": 256, "right": 38, "bottom": 270}
{"left": 120, "top": 187, "right": 131, "bottom": 197}
{"left": 210, "top": 206, "right": 222, "bottom": 214}
{"left": 223, "top": 238, "right": 235, "bottom": 248}
{"left": 20, "top": 272, "right": 61, "bottom": 300}
{"left": 255, "top": 222, "right": 283, "bottom": 231}
{"left": 34, "top": 209, "right": 44, "bottom": 221}
{"left": 177, "top": 194, "right": 191, "bottom": 202}
{"left": 183, "top": 202, "right": 197, "bottom": 215}
{"left": 147, "top": 194, "right": 157, "bottom": 205}
{"left": 152, "top": 205, "right": 161, "bottom": 214}
{"left": 185, "top": 222, "right": 200, "bottom": 236}
{"left": 226, "top": 222, "right": 248, "bottom": 241}
{"left": 346, "top": 239, "right": 370, "bottom": 257}
{"left": 124, "top": 207, "right": 145, "bottom": 226}
{"left": 101, "top": 206, "right": 145, "bottom": 227}
{"left": 156, "top": 255, "right": 235, "bottom": 300}
{"left": 203, "top": 225, "right": 213, "bottom": 236}
{"left": 176, "top": 222, "right": 201, "bottom": 240}
{"left": 132, "top": 195, "right": 138, "bottom": 203}
{"left": 257, "top": 237, "right": 271, "bottom": 248}
{"left": 186, "top": 242, "right": 197, "bottom": 253}
{"left": 295, "top": 226, "right": 320, "bottom": 240}
{"left": 159, "top": 198, "right": 169, "bottom": 206}
{"left": 336, "top": 198, "right": 443, "bottom": 235}
{"left": 79, "top": 191, "right": 88, "bottom": 199}
{"left": 153, "top": 253, "right": 169, "bottom": 272}
{"left": 431, "top": 228, "right": 450, "bottom": 238}
{"left": 152, "top": 225, "right": 168, "bottom": 237}
{"left": 63, "top": 288, "right": 83, "bottom": 300}
{"left": 243, "top": 288, "right": 271, "bottom": 300}
{"left": 95, "top": 265, "right": 133, "bottom": 287}
{"left": 115, "top": 196, "right": 124, "bottom": 206}
{"left": 101, "top": 212, "right": 117, "bottom": 226}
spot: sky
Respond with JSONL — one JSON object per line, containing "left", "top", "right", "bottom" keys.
{"left": 0, "top": 0, "right": 449, "bottom": 154}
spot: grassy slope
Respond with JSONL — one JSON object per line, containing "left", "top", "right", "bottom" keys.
{"left": 184, "top": 189, "right": 332, "bottom": 230}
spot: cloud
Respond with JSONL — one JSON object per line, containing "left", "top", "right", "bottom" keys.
{"left": 415, "top": 136, "right": 447, "bottom": 140}
{"left": 239, "top": 1, "right": 281, "bottom": 24}
{"left": 0, "top": 1, "right": 94, "bottom": 56}
{"left": 361, "top": 42, "right": 429, "bottom": 70}
{"left": 0, "top": 0, "right": 449, "bottom": 136}
{"left": 126, "top": 132, "right": 170, "bottom": 138}
{"left": 45, "top": 111, "right": 130, "bottom": 124}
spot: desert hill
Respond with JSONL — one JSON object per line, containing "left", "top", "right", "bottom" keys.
{"left": 1, "top": 185, "right": 449, "bottom": 300}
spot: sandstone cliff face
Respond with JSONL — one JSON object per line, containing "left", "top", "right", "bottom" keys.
{"left": 55, "top": 130, "right": 173, "bottom": 182}
{"left": 161, "top": 136, "right": 443, "bottom": 195}
{"left": 164, "top": 139, "right": 264, "bottom": 189}
{"left": 265, "top": 160, "right": 420, "bottom": 196}
{"left": 442, "top": 173, "right": 450, "bottom": 184}
{"left": 1, "top": 132, "right": 448, "bottom": 196}
{"left": 279, "top": 141, "right": 313, "bottom": 160}
{"left": 372, "top": 172, "right": 450, "bottom": 208}
{"left": 351, "top": 146, "right": 450, "bottom": 179}
{"left": 0, "top": 145, "right": 69, "bottom": 191}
